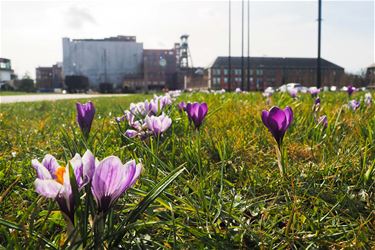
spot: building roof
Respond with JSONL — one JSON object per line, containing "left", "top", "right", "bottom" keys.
{"left": 0, "top": 58, "right": 11, "bottom": 62}
{"left": 367, "top": 63, "right": 375, "bottom": 69}
{"left": 212, "top": 57, "right": 344, "bottom": 70}
{"left": 72, "top": 35, "right": 136, "bottom": 42}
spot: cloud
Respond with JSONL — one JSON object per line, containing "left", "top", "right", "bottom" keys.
{"left": 65, "top": 6, "right": 96, "bottom": 29}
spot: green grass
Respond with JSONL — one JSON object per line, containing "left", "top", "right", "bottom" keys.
{"left": 0, "top": 92, "right": 374, "bottom": 248}
{"left": 0, "top": 91, "right": 44, "bottom": 96}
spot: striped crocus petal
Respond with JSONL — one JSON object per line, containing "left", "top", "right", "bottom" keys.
{"left": 69, "top": 150, "right": 96, "bottom": 188}
{"left": 32, "top": 159, "right": 53, "bottom": 180}
{"left": 82, "top": 150, "right": 96, "bottom": 183}
{"left": 34, "top": 179, "right": 63, "bottom": 198}
{"left": 41, "top": 154, "right": 60, "bottom": 176}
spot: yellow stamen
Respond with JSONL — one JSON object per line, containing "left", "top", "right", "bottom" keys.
{"left": 55, "top": 166, "right": 66, "bottom": 184}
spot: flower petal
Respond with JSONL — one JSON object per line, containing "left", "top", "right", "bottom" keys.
{"left": 82, "top": 149, "right": 96, "bottom": 183}
{"left": 34, "top": 179, "right": 63, "bottom": 198}
{"left": 32, "top": 159, "right": 52, "bottom": 180}
{"left": 41, "top": 154, "right": 60, "bottom": 177}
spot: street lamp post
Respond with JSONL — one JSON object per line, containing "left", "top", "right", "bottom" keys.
{"left": 317, "top": 0, "right": 322, "bottom": 89}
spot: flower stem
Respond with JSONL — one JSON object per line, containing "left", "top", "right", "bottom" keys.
{"left": 276, "top": 144, "right": 285, "bottom": 177}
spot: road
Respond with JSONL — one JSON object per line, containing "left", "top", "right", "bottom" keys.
{"left": 0, "top": 93, "right": 129, "bottom": 104}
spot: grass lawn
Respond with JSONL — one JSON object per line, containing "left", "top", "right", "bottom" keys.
{"left": 0, "top": 92, "right": 374, "bottom": 248}
{"left": 0, "top": 91, "right": 45, "bottom": 96}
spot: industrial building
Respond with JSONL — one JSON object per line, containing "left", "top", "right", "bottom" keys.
{"left": 209, "top": 57, "right": 344, "bottom": 90}
{"left": 62, "top": 36, "right": 143, "bottom": 88}
{"left": 62, "top": 35, "right": 205, "bottom": 91}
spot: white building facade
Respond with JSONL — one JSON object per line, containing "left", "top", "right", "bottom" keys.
{"left": 62, "top": 36, "right": 143, "bottom": 87}
{"left": 0, "top": 58, "right": 13, "bottom": 83}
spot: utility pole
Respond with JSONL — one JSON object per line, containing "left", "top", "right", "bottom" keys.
{"left": 317, "top": 0, "right": 322, "bottom": 88}
{"left": 247, "top": 0, "right": 250, "bottom": 91}
{"left": 241, "top": 0, "right": 245, "bottom": 90}
{"left": 228, "top": 0, "right": 232, "bottom": 91}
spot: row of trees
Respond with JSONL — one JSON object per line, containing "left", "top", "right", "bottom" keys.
{"left": 65, "top": 76, "right": 114, "bottom": 93}
{"left": 1, "top": 75, "right": 117, "bottom": 93}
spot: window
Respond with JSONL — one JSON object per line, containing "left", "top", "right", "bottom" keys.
{"left": 256, "top": 69, "right": 263, "bottom": 76}
{"left": 224, "top": 69, "right": 228, "bottom": 75}
{"left": 224, "top": 77, "right": 228, "bottom": 83}
{"left": 249, "top": 69, "right": 253, "bottom": 76}
{"left": 213, "top": 69, "right": 221, "bottom": 76}
{"left": 235, "top": 69, "right": 241, "bottom": 75}
{"left": 213, "top": 77, "right": 221, "bottom": 85}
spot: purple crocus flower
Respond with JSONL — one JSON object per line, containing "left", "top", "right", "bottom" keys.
{"left": 76, "top": 101, "right": 96, "bottom": 136}
{"left": 261, "top": 106, "right": 293, "bottom": 147}
{"left": 124, "top": 129, "right": 139, "bottom": 138}
{"left": 309, "top": 87, "right": 320, "bottom": 97}
{"left": 32, "top": 150, "right": 95, "bottom": 223}
{"left": 347, "top": 85, "right": 355, "bottom": 96}
{"left": 364, "top": 93, "right": 372, "bottom": 106}
{"left": 159, "top": 95, "right": 172, "bottom": 109}
{"left": 144, "top": 99, "right": 158, "bottom": 115}
{"left": 130, "top": 102, "right": 146, "bottom": 116}
{"left": 145, "top": 113, "right": 172, "bottom": 136}
{"left": 317, "top": 115, "right": 328, "bottom": 128}
{"left": 288, "top": 88, "right": 298, "bottom": 99}
{"left": 186, "top": 102, "right": 208, "bottom": 129}
{"left": 178, "top": 101, "right": 187, "bottom": 112}
{"left": 348, "top": 100, "right": 360, "bottom": 110}
{"left": 315, "top": 97, "right": 321, "bottom": 106}
{"left": 91, "top": 156, "right": 142, "bottom": 213}
{"left": 313, "top": 97, "right": 321, "bottom": 113}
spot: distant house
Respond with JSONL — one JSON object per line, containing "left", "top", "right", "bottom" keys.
{"left": 36, "top": 63, "right": 63, "bottom": 90}
{"left": 0, "top": 58, "right": 17, "bottom": 90}
{"left": 0, "top": 58, "right": 14, "bottom": 82}
{"left": 209, "top": 57, "right": 344, "bottom": 90}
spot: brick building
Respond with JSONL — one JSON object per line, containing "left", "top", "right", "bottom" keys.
{"left": 143, "top": 46, "right": 178, "bottom": 90}
{"left": 209, "top": 57, "right": 344, "bottom": 90}
{"left": 36, "top": 63, "right": 63, "bottom": 90}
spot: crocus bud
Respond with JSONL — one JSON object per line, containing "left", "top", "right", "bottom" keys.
{"left": 288, "top": 89, "right": 298, "bottom": 99}
{"left": 186, "top": 102, "right": 208, "bottom": 129}
{"left": 364, "top": 92, "right": 372, "bottom": 106}
{"left": 76, "top": 101, "right": 95, "bottom": 137}
{"left": 178, "top": 101, "right": 187, "bottom": 112}
{"left": 309, "top": 87, "right": 320, "bottom": 97}
{"left": 317, "top": 115, "right": 328, "bottom": 128}
{"left": 347, "top": 85, "right": 355, "bottom": 97}
{"left": 261, "top": 106, "right": 293, "bottom": 147}
{"left": 348, "top": 100, "right": 360, "bottom": 110}
{"left": 125, "top": 129, "right": 139, "bottom": 138}
{"left": 315, "top": 97, "right": 321, "bottom": 106}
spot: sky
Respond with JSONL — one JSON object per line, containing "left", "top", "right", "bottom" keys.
{"left": 0, "top": 0, "right": 374, "bottom": 79}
